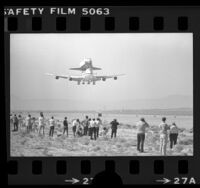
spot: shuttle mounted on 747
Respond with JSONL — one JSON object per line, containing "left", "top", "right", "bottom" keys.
{"left": 46, "top": 58, "right": 125, "bottom": 85}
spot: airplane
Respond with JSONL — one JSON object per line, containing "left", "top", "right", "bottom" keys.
{"left": 46, "top": 58, "right": 125, "bottom": 85}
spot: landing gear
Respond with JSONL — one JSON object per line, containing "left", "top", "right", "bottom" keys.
{"left": 82, "top": 82, "right": 85, "bottom": 85}
{"left": 87, "top": 82, "right": 90, "bottom": 84}
{"left": 93, "top": 82, "right": 96, "bottom": 85}
{"left": 77, "top": 81, "right": 80, "bottom": 85}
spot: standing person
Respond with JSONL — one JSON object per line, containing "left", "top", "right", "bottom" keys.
{"left": 38, "top": 112, "right": 45, "bottom": 136}
{"left": 18, "top": 115, "right": 23, "bottom": 129}
{"left": 32, "top": 117, "right": 38, "bottom": 132}
{"left": 76, "top": 119, "right": 82, "bottom": 136}
{"left": 169, "top": 122, "right": 179, "bottom": 149}
{"left": 93, "top": 119, "right": 97, "bottom": 140}
{"left": 95, "top": 118, "right": 101, "bottom": 138}
{"left": 29, "top": 117, "right": 33, "bottom": 132}
{"left": 110, "top": 119, "right": 119, "bottom": 138}
{"left": 159, "top": 117, "right": 170, "bottom": 156}
{"left": 10, "top": 114, "right": 13, "bottom": 123}
{"left": 49, "top": 116, "right": 55, "bottom": 137}
{"left": 83, "top": 116, "right": 89, "bottom": 136}
{"left": 13, "top": 114, "right": 19, "bottom": 131}
{"left": 136, "top": 117, "right": 149, "bottom": 152}
{"left": 72, "top": 119, "right": 78, "bottom": 137}
{"left": 89, "top": 118, "right": 95, "bottom": 140}
{"left": 63, "top": 117, "right": 68, "bottom": 136}
{"left": 76, "top": 120, "right": 84, "bottom": 137}
{"left": 26, "top": 114, "right": 31, "bottom": 133}
{"left": 88, "top": 118, "right": 92, "bottom": 137}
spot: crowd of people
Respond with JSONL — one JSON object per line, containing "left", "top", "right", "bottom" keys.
{"left": 10, "top": 112, "right": 179, "bottom": 155}
{"left": 10, "top": 112, "right": 116, "bottom": 140}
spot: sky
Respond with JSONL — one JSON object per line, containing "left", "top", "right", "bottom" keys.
{"left": 10, "top": 33, "right": 193, "bottom": 111}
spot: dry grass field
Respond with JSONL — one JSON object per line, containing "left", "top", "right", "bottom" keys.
{"left": 10, "top": 123, "right": 193, "bottom": 156}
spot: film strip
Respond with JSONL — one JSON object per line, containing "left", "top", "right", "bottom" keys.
{"left": 4, "top": 6, "right": 200, "bottom": 186}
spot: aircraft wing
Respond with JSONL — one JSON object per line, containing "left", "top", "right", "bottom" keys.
{"left": 96, "top": 74, "right": 125, "bottom": 80}
{"left": 45, "top": 73, "right": 83, "bottom": 81}
{"left": 70, "top": 67, "right": 102, "bottom": 71}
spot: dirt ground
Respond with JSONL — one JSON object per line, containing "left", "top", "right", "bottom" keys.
{"left": 10, "top": 123, "right": 193, "bottom": 156}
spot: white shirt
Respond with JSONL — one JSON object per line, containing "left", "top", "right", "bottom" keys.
{"left": 72, "top": 120, "right": 78, "bottom": 127}
{"left": 136, "top": 121, "right": 149, "bottom": 134}
{"left": 26, "top": 117, "right": 31, "bottom": 126}
{"left": 90, "top": 120, "right": 95, "bottom": 128}
{"left": 95, "top": 120, "right": 101, "bottom": 127}
{"left": 39, "top": 116, "right": 45, "bottom": 126}
{"left": 49, "top": 119, "right": 55, "bottom": 127}
{"left": 159, "top": 122, "right": 170, "bottom": 134}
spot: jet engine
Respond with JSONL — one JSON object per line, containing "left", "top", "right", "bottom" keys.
{"left": 69, "top": 77, "right": 73, "bottom": 81}
{"left": 102, "top": 78, "right": 106, "bottom": 81}
{"left": 114, "top": 77, "right": 117, "bottom": 80}
{"left": 55, "top": 76, "right": 59, "bottom": 79}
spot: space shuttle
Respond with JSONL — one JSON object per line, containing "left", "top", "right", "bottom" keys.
{"left": 70, "top": 58, "right": 101, "bottom": 71}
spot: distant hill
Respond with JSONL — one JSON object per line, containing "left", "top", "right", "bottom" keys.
{"left": 11, "top": 94, "right": 193, "bottom": 114}
{"left": 102, "top": 108, "right": 193, "bottom": 116}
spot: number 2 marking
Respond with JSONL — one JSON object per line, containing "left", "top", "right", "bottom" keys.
{"left": 83, "top": 178, "right": 89, "bottom": 185}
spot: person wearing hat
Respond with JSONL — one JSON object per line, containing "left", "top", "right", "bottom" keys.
{"left": 159, "top": 117, "right": 170, "bottom": 155}
{"left": 110, "top": 119, "right": 119, "bottom": 138}
{"left": 136, "top": 117, "right": 149, "bottom": 152}
{"left": 169, "top": 122, "right": 179, "bottom": 149}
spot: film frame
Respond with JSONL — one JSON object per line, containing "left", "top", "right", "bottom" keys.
{"left": 4, "top": 5, "right": 200, "bottom": 186}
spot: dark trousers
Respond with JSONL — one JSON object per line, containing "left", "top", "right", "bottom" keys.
{"left": 93, "top": 127, "right": 97, "bottom": 140}
{"left": 137, "top": 133, "right": 145, "bottom": 152}
{"left": 96, "top": 127, "right": 99, "bottom": 138}
{"left": 90, "top": 127, "right": 96, "bottom": 140}
{"left": 72, "top": 126, "right": 76, "bottom": 137}
{"left": 90, "top": 127, "right": 94, "bottom": 139}
{"left": 84, "top": 126, "right": 88, "bottom": 135}
{"left": 111, "top": 129, "right": 117, "bottom": 138}
{"left": 63, "top": 126, "right": 68, "bottom": 136}
{"left": 169, "top": 133, "right": 178, "bottom": 149}
{"left": 88, "top": 127, "right": 92, "bottom": 137}
{"left": 49, "top": 126, "right": 54, "bottom": 137}
{"left": 14, "top": 122, "right": 18, "bottom": 131}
